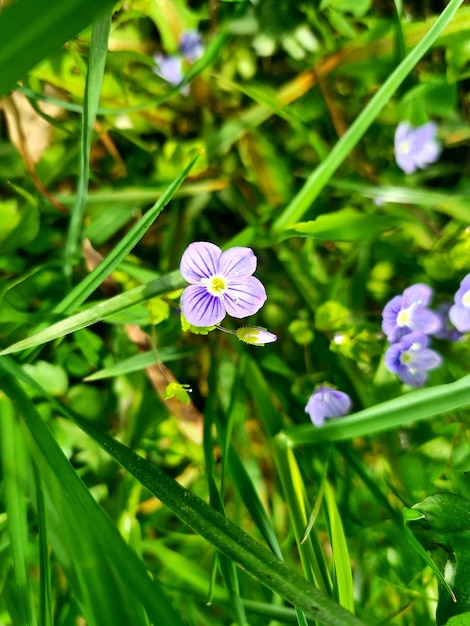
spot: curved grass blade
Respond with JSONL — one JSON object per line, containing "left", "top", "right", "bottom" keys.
{"left": 58, "top": 156, "right": 198, "bottom": 315}
{"left": 0, "top": 356, "right": 371, "bottom": 626}
{"left": 65, "top": 9, "right": 112, "bottom": 274}
{"left": 84, "top": 346, "right": 194, "bottom": 381}
{"left": 0, "top": 270, "right": 185, "bottom": 355}
{"left": 284, "top": 375, "right": 470, "bottom": 445}
{"left": 0, "top": 0, "right": 117, "bottom": 97}
{"left": 0, "top": 368, "right": 186, "bottom": 626}
{"left": 273, "top": 0, "right": 465, "bottom": 230}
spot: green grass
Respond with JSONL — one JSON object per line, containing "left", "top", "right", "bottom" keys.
{"left": 2, "top": 2, "right": 470, "bottom": 625}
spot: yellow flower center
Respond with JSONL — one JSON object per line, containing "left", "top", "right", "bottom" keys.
{"left": 201, "top": 275, "right": 227, "bottom": 296}
{"left": 397, "top": 308, "right": 411, "bottom": 327}
{"left": 398, "top": 140, "right": 410, "bottom": 154}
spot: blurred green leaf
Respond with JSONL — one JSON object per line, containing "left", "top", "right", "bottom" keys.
{"left": 0, "top": 0, "right": 117, "bottom": 96}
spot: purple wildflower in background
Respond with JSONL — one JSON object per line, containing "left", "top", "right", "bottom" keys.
{"left": 305, "top": 386, "right": 352, "bottom": 427}
{"left": 153, "top": 54, "right": 189, "bottom": 94}
{"left": 394, "top": 122, "right": 441, "bottom": 174}
{"left": 449, "top": 273, "right": 470, "bottom": 332}
{"left": 433, "top": 302, "right": 462, "bottom": 341}
{"left": 179, "top": 31, "right": 205, "bottom": 62}
{"left": 382, "top": 283, "right": 441, "bottom": 344}
{"left": 180, "top": 241, "right": 267, "bottom": 327}
{"left": 384, "top": 331, "right": 442, "bottom": 386}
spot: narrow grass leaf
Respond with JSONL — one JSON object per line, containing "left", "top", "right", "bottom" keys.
{"left": 84, "top": 346, "right": 194, "bottom": 381}
{"left": 0, "top": 356, "right": 371, "bottom": 626}
{"left": 274, "top": 434, "right": 332, "bottom": 594}
{"left": 284, "top": 375, "right": 470, "bottom": 445}
{"left": 0, "top": 270, "right": 185, "bottom": 355}
{"left": 0, "top": 398, "right": 37, "bottom": 626}
{"left": 34, "top": 467, "right": 53, "bottom": 626}
{"left": 65, "top": 9, "right": 112, "bottom": 273}
{"left": 282, "top": 210, "right": 396, "bottom": 242}
{"left": 323, "top": 482, "right": 355, "bottom": 613}
{"left": 273, "top": 0, "right": 465, "bottom": 230}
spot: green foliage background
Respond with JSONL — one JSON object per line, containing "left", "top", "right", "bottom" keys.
{"left": 1, "top": 0, "right": 470, "bottom": 625}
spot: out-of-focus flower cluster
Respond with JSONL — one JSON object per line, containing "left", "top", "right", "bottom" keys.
{"left": 382, "top": 275, "right": 470, "bottom": 386}
{"left": 153, "top": 30, "right": 204, "bottom": 94}
{"left": 305, "top": 386, "right": 352, "bottom": 427}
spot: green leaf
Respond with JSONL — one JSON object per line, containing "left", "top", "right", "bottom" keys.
{"left": 65, "top": 8, "right": 113, "bottom": 273}
{"left": 283, "top": 209, "right": 396, "bottom": 242}
{"left": 0, "top": 0, "right": 117, "bottom": 97}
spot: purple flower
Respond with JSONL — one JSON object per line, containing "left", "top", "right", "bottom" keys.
{"left": 153, "top": 54, "right": 189, "bottom": 94}
{"left": 180, "top": 241, "right": 267, "bottom": 327}
{"left": 382, "top": 283, "right": 441, "bottom": 343}
{"left": 384, "top": 331, "right": 442, "bottom": 386}
{"left": 433, "top": 302, "right": 463, "bottom": 341}
{"left": 394, "top": 122, "right": 441, "bottom": 174}
{"left": 179, "top": 31, "right": 204, "bottom": 62}
{"left": 305, "top": 386, "right": 352, "bottom": 427}
{"left": 449, "top": 273, "right": 470, "bottom": 332}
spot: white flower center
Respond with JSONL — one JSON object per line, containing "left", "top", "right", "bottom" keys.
{"left": 462, "top": 289, "right": 470, "bottom": 309}
{"left": 397, "top": 307, "right": 411, "bottom": 327}
{"left": 201, "top": 275, "right": 227, "bottom": 296}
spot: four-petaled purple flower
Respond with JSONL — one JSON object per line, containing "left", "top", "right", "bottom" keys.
{"left": 179, "top": 31, "right": 205, "bottom": 62}
{"left": 394, "top": 122, "right": 441, "bottom": 174}
{"left": 382, "top": 283, "right": 441, "bottom": 344}
{"left": 384, "top": 331, "right": 442, "bottom": 387}
{"left": 449, "top": 273, "right": 470, "bottom": 332}
{"left": 180, "top": 241, "right": 267, "bottom": 327}
{"left": 305, "top": 386, "right": 352, "bottom": 427}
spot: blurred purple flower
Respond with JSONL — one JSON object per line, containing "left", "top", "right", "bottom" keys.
{"left": 236, "top": 326, "right": 277, "bottom": 346}
{"left": 384, "top": 331, "right": 442, "bottom": 386}
{"left": 434, "top": 302, "right": 463, "bottom": 341}
{"left": 180, "top": 241, "right": 267, "bottom": 327}
{"left": 305, "top": 386, "right": 352, "bottom": 427}
{"left": 382, "top": 283, "right": 441, "bottom": 343}
{"left": 179, "top": 31, "right": 204, "bottom": 62}
{"left": 153, "top": 53, "right": 189, "bottom": 94}
{"left": 394, "top": 122, "right": 441, "bottom": 174}
{"left": 449, "top": 273, "right": 470, "bottom": 332}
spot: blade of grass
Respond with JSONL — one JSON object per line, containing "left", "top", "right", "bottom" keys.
{"left": 65, "top": 9, "right": 112, "bottom": 275}
{"left": 323, "top": 482, "right": 355, "bottom": 613}
{"left": 57, "top": 156, "right": 198, "bottom": 315}
{"left": 34, "top": 466, "right": 53, "bottom": 626}
{"left": 274, "top": 434, "right": 332, "bottom": 594}
{"left": 273, "top": 0, "right": 465, "bottom": 230}
{"left": 0, "top": 0, "right": 117, "bottom": 97}
{"left": 0, "top": 356, "right": 371, "bottom": 626}
{"left": 283, "top": 374, "right": 470, "bottom": 445}
{"left": 0, "top": 269, "right": 184, "bottom": 355}
{"left": 0, "top": 398, "right": 37, "bottom": 626}
{"left": 84, "top": 346, "right": 194, "bottom": 381}
{"left": 0, "top": 368, "right": 187, "bottom": 626}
